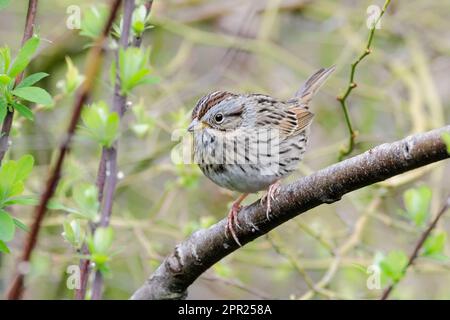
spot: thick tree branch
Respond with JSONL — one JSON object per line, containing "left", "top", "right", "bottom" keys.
{"left": 131, "top": 125, "right": 450, "bottom": 300}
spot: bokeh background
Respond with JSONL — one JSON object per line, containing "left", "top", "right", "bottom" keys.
{"left": 1, "top": 0, "right": 450, "bottom": 299}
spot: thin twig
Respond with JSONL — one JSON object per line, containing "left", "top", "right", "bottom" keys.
{"left": 0, "top": 0, "right": 39, "bottom": 165}
{"left": 337, "top": 0, "right": 391, "bottom": 160}
{"left": 132, "top": 0, "right": 153, "bottom": 47}
{"left": 5, "top": 0, "right": 122, "bottom": 300}
{"left": 381, "top": 195, "right": 450, "bottom": 300}
{"left": 78, "top": 1, "right": 154, "bottom": 298}
{"left": 131, "top": 126, "right": 450, "bottom": 299}
{"left": 91, "top": 0, "right": 136, "bottom": 300}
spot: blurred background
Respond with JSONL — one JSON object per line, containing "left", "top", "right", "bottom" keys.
{"left": 1, "top": 0, "right": 450, "bottom": 299}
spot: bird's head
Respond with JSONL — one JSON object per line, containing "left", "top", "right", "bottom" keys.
{"left": 188, "top": 91, "right": 244, "bottom": 133}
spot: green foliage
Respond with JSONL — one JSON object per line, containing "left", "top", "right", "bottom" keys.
{"left": 442, "top": 132, "right": 450, "bottom": 154}
{"left": 80, "top": 101, "right": 120, "bottom": 148}
{"left": 0, "top": 155, "right": 34, "bottom": 253}
{"left": 72, "top": 183, "right": 100, "bottom": 221}
{"left": 62, "top": 219, "right": 85, "bottom": 250}
{"left": 112, "top": 4, "right": 152, "bottom": 40}
{"left": 132, "top": 4, "right": 152, "bottom": 37}
{"left": 0, "top": 239, "right": 10, "bottom": 253}
{"left": 0, "top": 209, "right": 15, "bottom": 242}
{"left": 79, "top": 6, "right": 107, "bottom": 39}
{"left": 17, "top": 72, "right": 48, "bottom": 88}
{"left": 11, "top": 101, "right": 34, "bottom": 120}
{"left": 403, "top": 186, "right": 432, "bottom": 226}
{"left": 11, "top": 87, "right": 53, "bottom": 106}
{"left": 57, "top": 56, "right": 83, "bottom": 95}
{"left": 423, "top": 231, "right": 447, "bottom": 259}
{"left": 87, "top": 227, "right": 114, "bottom": 274}
{"left": 0, "top": 154, "right": 34, "bottom": 204}
{"left": 51, "top": 183, "right": 100, "bottom": 222}
{"left": 0, "top": 36, "right": 52, "bottom": 122}
{"left": 378, "top": 250, "right": 408, "bottom": 283}
{"left": 116, "top": 47, "right": 159, "bottom": 95}
{"left": 8, "top": 35, "right": 39, "bottom": 78}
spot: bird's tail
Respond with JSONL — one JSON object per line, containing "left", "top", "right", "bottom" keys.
{"left": 294, "top": 66, "right": 335, "bottom": 106}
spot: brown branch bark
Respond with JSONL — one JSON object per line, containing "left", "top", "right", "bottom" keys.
{"left": 131, "top": 125, "right": 450, "bottom": 299}
{"left": 6, "top": 0, "right": 122, "bottom": 300}
{"left": 0, "top": 0, "right": 39, "bottom": 165}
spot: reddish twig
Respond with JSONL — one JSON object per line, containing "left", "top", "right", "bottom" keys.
{"left": 0, "top": 0, "right": 39, "bottom": 165}
{"left": 6, "top": 0, "right": 122, "bottom": 300}
{"left": 381, "top": 195, "right": 450, "bottom": 300}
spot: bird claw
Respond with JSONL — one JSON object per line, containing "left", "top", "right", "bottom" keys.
{"left": 225, "top": 203, "right": 243, "bottom": 246}
{"left": 263, "top": 181, "right": 281, "bottom": 221}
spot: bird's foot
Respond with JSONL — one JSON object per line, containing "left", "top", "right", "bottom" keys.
{"left": 261, "top": 181, "right": 281, "bottom": 221}
{"left": 225, "top": 202, "right": 243, "bottom": 246}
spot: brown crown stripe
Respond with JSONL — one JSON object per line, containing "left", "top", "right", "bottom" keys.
{"left": 192, "top": 91, "right": 235, "bottom": 120}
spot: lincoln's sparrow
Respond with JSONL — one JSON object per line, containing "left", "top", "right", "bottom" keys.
{"left": 188, "top": 66, "right": 335, "bottom": 245}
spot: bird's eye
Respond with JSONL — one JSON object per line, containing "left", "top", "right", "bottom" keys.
{"left": 214, "top": 113, "right": 224, "bottom": 123}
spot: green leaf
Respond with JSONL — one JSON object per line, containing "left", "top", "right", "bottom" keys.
{"left": 0, "top": 209, "right": 15, "bottom": 241}
{"left": 134, "top": 75, "right": 160, "bottom": 86}
{"left": 63, "top": 56, "right": 83, "bottom": 94}
{"left": 2, "top": 195, "right": 37, "bottom": 207}
{"left": 0, "top": 240, "right": 10, "bottom": 253}
{"left": 118, "top": 47, "right": 156, "bottom": 95}
{"left": 442, "top": 132, "right": 450, "bottom": 154}
{"left": 93, "top": 226, "right": 114, "bottom": 254}
{"left": 62, "top": 220, "right": 75, "bottom": 244}
{"left": 11, "top": 86, "right": 53, "bottom": 106}
{"left": 0, "top": 160, "right": 18, "bottom": 200}
{"left": 11, "top": 101, "right": 34, "bottom": 121}
{"left": 379, "top": 250, "right": 408, "bottom": 282}
{"left": 13, "top": 218, "right": 29, "bottom": 232}
{"left": 403, "top": 186, "right": 432, "bottom": 226}
{"left": 0, "top": 155, "right": 34, "bottom": 202}
{"left": 80, "top": 6, "right": 108, "bottom": 39}
{"left": 105, "top": 113, "right": 119, "bottom": 148}
{"left": 0, "top": 73, "right": 12, "bottom": 85}
{"left": 81, "top": 101, "right": 119, "bottom": 147}
{"left": 423, "top": 231, "right": 447, "bottom": 258}
{"left": 62, "top": 219, "right": 85, "bottom": 249}
{"left": 8, "top": 35, "right": 40, "bottom": 78}
{"left": 17, "top": 72, "right": 49, "bottom": 88}
{"left": 0, "top": 47, "right": 11, "bottom": 74}
{"left": 0, "top": 98, "right": 7, "bottom": 124}
{"left": 73, "top": 183, "right": 99, "bottom": 221}
{"left": 15, "top": 154, "right": 34, "bottom": 181}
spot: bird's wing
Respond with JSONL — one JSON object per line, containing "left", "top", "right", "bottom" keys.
{"left": 252, "top": 94, "right": 314, "bottom": 139}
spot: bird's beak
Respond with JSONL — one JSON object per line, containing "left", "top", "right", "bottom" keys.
{"left": 188, "top": 119, "right": 207, "bottom": 132}
{"left": 188, "top": 119, "right": 198, "bottom": 132}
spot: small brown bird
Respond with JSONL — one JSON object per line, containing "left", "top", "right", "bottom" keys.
{"left": 188, "top": 66, "right": 335, "bottom": 245}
